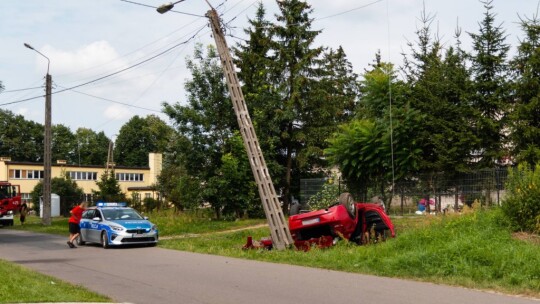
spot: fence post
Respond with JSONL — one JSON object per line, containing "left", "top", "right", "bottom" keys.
{"left": 400, "top": 187, "right": 404, "bottom": 216}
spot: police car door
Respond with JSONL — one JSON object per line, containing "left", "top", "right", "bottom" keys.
{"left": 80, "top": 209, "right": 94, "bottom": 241}
{"left": 88, "top": 209, "right": 104, "bottom": 242}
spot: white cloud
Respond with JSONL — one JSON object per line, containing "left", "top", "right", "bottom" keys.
{"left": 41, "top": 41, "right": 121, "bottom": 77}
{"left": 15, "top": 108, "right": 29, "bottom": 116}
{"left": 104, "top": 104, "right": 133, "bottom": 121}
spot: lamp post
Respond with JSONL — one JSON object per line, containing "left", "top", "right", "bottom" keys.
{"left": 24, "top": 43, "right": 52, "bottom": 226}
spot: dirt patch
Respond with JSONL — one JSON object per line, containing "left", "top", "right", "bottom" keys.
{"left": 512, "top": 232, "right": 540, "bottom": 245}
{"left": 161, "top": 223, "right": 269, "bottom": 240}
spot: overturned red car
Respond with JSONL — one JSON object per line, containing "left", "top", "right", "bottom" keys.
{"left": 288, "top": 193, "right": 395, "bottom": 250}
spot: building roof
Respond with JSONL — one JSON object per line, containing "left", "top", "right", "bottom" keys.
{"left": 4, "top": 161, "right": 149, "bottom": 170}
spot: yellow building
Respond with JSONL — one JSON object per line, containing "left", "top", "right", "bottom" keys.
{"left": 0, "top": 153, "right": 162, "bottom": 205}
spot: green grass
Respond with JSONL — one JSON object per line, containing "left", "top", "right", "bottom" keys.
{"left": 11, "top": 210, "right": 267, "bottom": 237}
{"left": 147, "top": 209, "right": 266, "bottom": 236}
{"left": 6, "top": 208, "right": 540, "bottom": 299}
{"left": 158, "top": 209, "right": 540, "bottom": 298}
{"left": 0, "top": 259, "right": 111, "bottom": 303}
{"left": 12, "top": 215, "right": 69, "bottom": 235}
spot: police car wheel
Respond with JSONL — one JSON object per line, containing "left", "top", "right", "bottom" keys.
{"left": 101, "top": 231, "right": 109, "bottom": 249}
{"left": 77, "top": 234, "right": 86, "bottom": 246}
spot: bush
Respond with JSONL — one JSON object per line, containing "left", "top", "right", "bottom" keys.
{"left": 307, "top": 180, "right": 344, "bottom": 211}
{"left": 501, "top": 164, "right": 540, "bottom": 233}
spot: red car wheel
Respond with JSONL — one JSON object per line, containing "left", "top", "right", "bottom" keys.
{"left": 339, "top": 192, "right": 356, "bottom": 219}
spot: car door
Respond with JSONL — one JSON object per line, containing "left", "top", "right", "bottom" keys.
{"left": 80, "top": 210, "right": 93, "bottom": 241}
{"left": 88, "top": 209, "right": 104, "bottom": 242}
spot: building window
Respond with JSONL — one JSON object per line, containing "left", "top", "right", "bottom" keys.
{"left": 9, "top": 169, "right": 43, "bottom": 179}
{"left": 115, "top": 173, "right": 144, "bottom": 182}
{"left": 145, "top": 193, "right": 151, "bottom": 199}
{"left": 21, "top": 193, "right": 31, "bottom": 204}
{"left": 27, "top": 170, "right": 43, "bottom": 179}
{"left": 68, "top": 171, "right": 98, "bottom": 181}
{"left": 83, "top": 193, "right": 93, "bottom": 202}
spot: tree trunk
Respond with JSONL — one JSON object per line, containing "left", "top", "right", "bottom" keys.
{"left": 282, "top": 123, "right": 294, "bottom": 214}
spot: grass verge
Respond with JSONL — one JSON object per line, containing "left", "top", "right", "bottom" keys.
{"left": 158, "top": 209, "right": 540, "bottom": 298}
{"left": 10, "top": 210, "right": 267, "bottom": 237}
{"left": 0, "top": 259, "right": 111, "bottom": 303}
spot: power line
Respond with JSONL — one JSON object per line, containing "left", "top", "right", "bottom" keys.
{"left": 119, "top": 0, "right": 205, "bottom": 17}
{"left": 53, "top": 9, "right": 206, "bottom": 82}
{"left": 0, "top": 24, "right": 206, "bottom": 108}
{"left": 56, "top": 85, "right": 162, "bottom": 113}
{"left": 316, "top": 0, "right": 384, "bottom": 21}
{"left": 224, "top": 0, "right": 385, "bottom": 33}
{"left": 0, "top": 86, "right": 44, "bottom": 93}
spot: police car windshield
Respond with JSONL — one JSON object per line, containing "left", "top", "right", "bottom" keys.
{"left": 101, "top": 208, "right": 143, "bottom": 221}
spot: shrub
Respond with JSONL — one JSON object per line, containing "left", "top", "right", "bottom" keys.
{"left": 501, "top": 164, "right": 540, "bottom": 233}
{"left": 307, "top": 179, "right": 345, "bottom": 211}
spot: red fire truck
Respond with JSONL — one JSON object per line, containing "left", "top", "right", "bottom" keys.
{"left": 0, "top": 182, "right": 22, "bottom": 226}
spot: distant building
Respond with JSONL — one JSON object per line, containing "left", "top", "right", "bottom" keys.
{"left": 0, "top": 153, "right": 162, "bottom": 205}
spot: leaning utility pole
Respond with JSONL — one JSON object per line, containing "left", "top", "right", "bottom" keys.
{"left": 206, "top": 8, "right": 293, "bottom": 250}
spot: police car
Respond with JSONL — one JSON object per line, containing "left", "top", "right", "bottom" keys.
{"left": 78, "top": 202, "right": 158, "bottom": 248}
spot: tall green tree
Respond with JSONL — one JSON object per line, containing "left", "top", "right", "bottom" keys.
{"left": 403, "top": 9, "right": 479, "bottom": 177}
{"left": 93, "top": 170, "right": 126, "bottom": 203}
{"left": 234, "top": 3, "right": 283, "bottom": 181}
{"left": 509, "top": 14, "right": 540, "bottom": 165}
{"left": 74, "top": 128, "right": 110, "bottom": 166}
{"left": 0, "top": 109, "right": 43, "bottom": 162}
{"left": 326, "top": 58, "right": 422, "bottom": 209}
{"left": 114, "top": 115, "right": 172, "bottom": 167}
{"left": 358, "top": 52, "right": 409, "bottom": 118}
{"left": 157, "top": 162, "right": 199, "bottom": 211}
{"left": 436, "top": 40, "right": 479, "bottom": 173}
{"left": 163, "top": 44, "right": 252, "bottom": 217}
{"left": 235, "top": 0, "right": 359, "bottom": 212}
{"left": 52, "top": 124, "right": 77, "bottom": 164}
{"left": 468, "top": 0, "right": 511, "bottom": 167}
{"left": 269, "top": 0, "right": 325, "bottom": 211}
{"left": 205, "top": 133, "right": 257, "bottom": 218}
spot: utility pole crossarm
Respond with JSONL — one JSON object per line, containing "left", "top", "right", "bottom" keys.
{"left": 206, "top": 9, "right": 293, "bottom": 250}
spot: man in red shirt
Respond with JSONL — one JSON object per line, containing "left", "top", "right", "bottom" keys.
{"left": 67, "top": 202, "right": 88, "bottom": 248}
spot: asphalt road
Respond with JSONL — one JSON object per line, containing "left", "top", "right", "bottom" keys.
{"left": 0, "top": 229, "right": 538, "bottom": 304}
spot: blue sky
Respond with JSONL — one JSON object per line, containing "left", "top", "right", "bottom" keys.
{"left": 0, "top": 0, "right": 537, "bottom": 139}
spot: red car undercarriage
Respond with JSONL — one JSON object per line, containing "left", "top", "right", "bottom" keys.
{"left": 244, "top": 193, "right": 396, "bottom": 250}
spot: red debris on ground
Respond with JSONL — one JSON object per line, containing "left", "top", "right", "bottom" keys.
{"left": 242, "top": 236, "right": 273, "bottom": 250}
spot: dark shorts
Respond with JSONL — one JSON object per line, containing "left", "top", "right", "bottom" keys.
{"left": 69, "top": 222, "right": 81, "bottom": 234}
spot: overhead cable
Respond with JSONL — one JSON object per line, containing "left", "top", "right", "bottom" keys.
{"left": 0, "top": 86, "right": 44, "bottom": 93}
{"left": 316, "top": 0, "right": 384, "bottom": 21}
{"left": 119, "top": 0, "right": 205, "bottom": 17}
{"left": 56, "top": 85, "right": 162, "bottom": 113}
{"left": 0, "top": 24, "right": 206, "bottom": 107}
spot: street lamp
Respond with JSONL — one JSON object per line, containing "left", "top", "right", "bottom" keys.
{"left": 24, "top": 43, "right": 52, "bottom": 226}
{"left": 156, "top": 0, "right": 187, "bottom": 14}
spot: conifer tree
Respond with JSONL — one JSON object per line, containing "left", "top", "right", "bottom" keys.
{"left": 235, "top": 1, "right": 359, "bottom": 212}
{"left": 509, "top": 13, "right": 540, "bottom": 165}
{"left": 468, "top": 0, "right": 511, "bottom": 167}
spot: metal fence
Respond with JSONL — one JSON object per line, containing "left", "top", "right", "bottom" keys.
{"left": 300, "top": 168, "right": 510, "bottom": 215}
